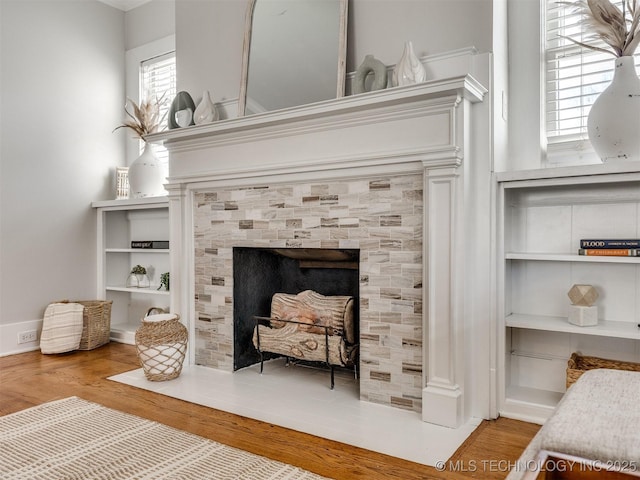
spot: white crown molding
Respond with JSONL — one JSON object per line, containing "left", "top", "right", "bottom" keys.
{"left": 97, "top": 0, "right": 151, "bottom": 12}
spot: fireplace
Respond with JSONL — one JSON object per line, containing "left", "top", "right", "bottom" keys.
{"left": 155, "top": 69, "right": 491, "bottom": 427}
{"left": 192, "top": 174, "right": 424, "bottom": 410}
{"left": 232, "top": 247, "right": 359, "bottom": 372}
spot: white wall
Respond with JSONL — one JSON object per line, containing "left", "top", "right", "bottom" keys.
{"left": 0, "top": 0, "right": 124, "bottom": 352}
{"left": 175, "top": 0, "right": 494, "bottom": 106}
{"left": 125, "top": 0, "right": 175, "bottom": 50}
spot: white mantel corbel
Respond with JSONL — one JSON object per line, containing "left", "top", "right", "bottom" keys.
{"left": 149, "top": 74, "right": 488, "bottom": 428}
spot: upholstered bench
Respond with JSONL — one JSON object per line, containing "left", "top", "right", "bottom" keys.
{"left": 507, "top": 369, "right": 640, "bottom": 479}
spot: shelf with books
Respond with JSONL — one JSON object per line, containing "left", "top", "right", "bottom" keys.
{"left": 106, "top": 248, "right": 170, "bottom": 254}
{"left": 506, "top": 252, "right": 640, "bottom": 263}
{"left": 497, "top": 168, "right": 640, "bottom": 424}
{"left": 93, "top": 198, "right": 171, "bottom": 345}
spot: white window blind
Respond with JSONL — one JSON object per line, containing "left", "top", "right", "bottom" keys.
{"left": 545, "top": 1, "right": 639, "bottom": 143}
{"left": 140, "top": 51, "right": 176, "bottom": 162}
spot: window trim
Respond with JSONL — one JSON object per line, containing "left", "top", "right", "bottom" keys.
{"left": 508, "top": 0, "right": 602, "bottom": 168}
{"left": 124, "top": 35, "right": 175, "bottom": 166}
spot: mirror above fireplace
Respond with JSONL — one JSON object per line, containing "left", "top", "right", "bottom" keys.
{"left": 238, "top": 0, "right": 348, "bottom": 116}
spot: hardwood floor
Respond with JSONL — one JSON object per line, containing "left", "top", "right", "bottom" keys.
{"left": 0, "top": 343, "right": 540, "bottom": 479}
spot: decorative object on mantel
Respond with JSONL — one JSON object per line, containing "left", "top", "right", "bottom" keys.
{"left": 563, "top": 0, "right": 640, "bottom": 162}
{"left": 567, "top": 283, "right": 599, "bottom": 326}
{"left": 392, "top": 41, "right": 426, "bottom": 87}
{"left": 135, "top": 310, "right": 187, "bottom": 381}
{"left": 115, "top": 166, "right": 129, "bottom": 200}
{"left": 113, "top": 97, "right": 167, "bottom": 198}
{"left": 126, "top": 264, "right": 150, "bottom": 289}
{"left": 194, "top": 90, "right": 219, "bottom": 125}
{"left": 353, "top": 54, "right": 388, "bottom": 94}
{"left": 168, "top": 91, "right": 196, "bottom": 129}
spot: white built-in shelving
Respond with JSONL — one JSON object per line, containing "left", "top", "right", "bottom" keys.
{"left": 497, "top": 163, "right": 640, "bottom": 424}
{"left": 92, "top": 197, "right": 170, "bottom": 344}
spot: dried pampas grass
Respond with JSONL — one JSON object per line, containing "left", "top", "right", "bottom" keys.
{"left": 561, "top": 0, "right": 640, "bottom": 56}
{"left": 113, "top": 95, "right": 166, "bottom": 140}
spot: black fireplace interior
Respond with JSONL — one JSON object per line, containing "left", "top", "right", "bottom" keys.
{"left": 232, "top": 247, "right": 360, "bottom": 370}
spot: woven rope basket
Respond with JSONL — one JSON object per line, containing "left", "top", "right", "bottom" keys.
{"left": 135, "top": 313, "right": 187, "bottom": 381}
{"left": 566, "top": 352, "right": 640, "bottom": 388}
{"left": 59, "top": 300, "right": 112, "bottom": 350}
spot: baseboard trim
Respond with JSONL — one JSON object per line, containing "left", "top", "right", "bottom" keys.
{"left": 0, "top": 319, "right": 43, "bottom": 357}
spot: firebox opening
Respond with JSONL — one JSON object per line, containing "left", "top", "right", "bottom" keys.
{"left": 232, "top": 247, "right": 360, "bottom": 372}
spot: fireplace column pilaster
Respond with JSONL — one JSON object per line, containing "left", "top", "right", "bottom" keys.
{"left": 422, "top": 158, "right": 466, "bottom": 428}
{"left": 165, "top": 182, "right": 193, "bottom": 362}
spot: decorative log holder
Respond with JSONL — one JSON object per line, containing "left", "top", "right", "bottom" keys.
{"left": 251, "top": 290, "right": 358, "bottom": 389}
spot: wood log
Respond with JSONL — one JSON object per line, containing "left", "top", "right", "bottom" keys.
{"left": 252, "top": 323, "right": 357, "bottom": 366}
{"left": 270, "top": 290, "right": 354, "bottom": 343}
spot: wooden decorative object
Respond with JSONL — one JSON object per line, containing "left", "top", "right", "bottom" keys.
{"left": 115, "top": 166, "right": 129, "bottom": 200}
{"left": 567, "top": 284, "right": 598, "bottom": 306}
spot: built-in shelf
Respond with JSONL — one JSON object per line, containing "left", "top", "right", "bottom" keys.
{"left": 93, "top": 198, "right": 170, "bottom": 345}
{"left": 506, "top": 313, "right": 640, "bottom": 340}
{"left": 91, "top": 196, "right": 168, "bottom": 209}
{"left": 506, "top": 385, "right": 564, "bottom": 409}
{"left": 106, "top": 248, "right": 170, "bottom": 254}
{"left": 506, "top": 252, "right": 640, "bottom": 263}
{"left": 106, "top": 286, "right": 170, "bottom": 295}
{"left": 498, "top": 167, "right": 640, "bottom": 424}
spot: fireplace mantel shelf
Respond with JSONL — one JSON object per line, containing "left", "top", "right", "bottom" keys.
{"left": 146, "top": 75, "right": 486, "bottom": 148}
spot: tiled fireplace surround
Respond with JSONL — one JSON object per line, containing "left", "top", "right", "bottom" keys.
{"left": 192, "top": 174, "right": 424, "bottom": 411}
{"left": 153, "top": 56, "right": 491, "bottom": 428}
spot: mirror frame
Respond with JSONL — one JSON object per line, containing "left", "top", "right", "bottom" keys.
{"left": 238, "top": 0, "right": 348, "bottom": 116}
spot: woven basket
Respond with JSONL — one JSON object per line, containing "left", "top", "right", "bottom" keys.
{"left": 135, "top": 313, "right": 187, "bottom": 381}
{"left": 65, "top": 300, "right": 112, "bottom": 350}
{"left": 566, "top": 352, "right": 640, "bottom": 388}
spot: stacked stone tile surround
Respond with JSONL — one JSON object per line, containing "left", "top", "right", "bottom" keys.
{"left": 193, "top": 173, "right": 424, "bottom": 412}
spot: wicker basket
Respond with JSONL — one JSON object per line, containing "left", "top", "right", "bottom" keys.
{"left": 63, "top": 300, "right": 112, "bottom": 350}
{"left": 135, "top": 313, "right": 187, "bottom": 381}
{"left": 566, "top": 352, "right": 640, "bottom": 388}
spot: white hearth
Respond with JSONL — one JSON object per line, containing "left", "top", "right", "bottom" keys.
{"left": 148, "top": 50, "right": 493, "bottom": 428}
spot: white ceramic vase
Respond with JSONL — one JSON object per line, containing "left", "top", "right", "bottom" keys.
{"left": 392, "top": 41, "right": 427, "bottom": 87}
{"left": 587, "top": 56, "right": 640, "bottom": 162}
{"left": 128, "top": 143, "right": 166, "bottom": 198}
{"left": 194, "top": 90, "right": 219, "bottom": 124}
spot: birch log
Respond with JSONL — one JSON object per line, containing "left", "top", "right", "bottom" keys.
{"left": 252, "top": 290, "right": 357, "bottom": 366}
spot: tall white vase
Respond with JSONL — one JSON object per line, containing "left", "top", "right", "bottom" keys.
{"left": 587, "top": 56, "right": 640, "bottom": 162}
{"left": 392, "top": 41, "right": 427, "bottom": 87}
{"left": 128, "top": 143, "right": 166, "bottom": 198}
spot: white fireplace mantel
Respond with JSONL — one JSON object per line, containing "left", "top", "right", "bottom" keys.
{"left": 148, "top": 76, "right": 486, "bottom": 184}
{"left": 149, "top": 74, "right": 490, "bottom": 428}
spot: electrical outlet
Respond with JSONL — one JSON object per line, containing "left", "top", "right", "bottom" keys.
{"left": 18, "top": 330, "right": 38, "bottom": 344}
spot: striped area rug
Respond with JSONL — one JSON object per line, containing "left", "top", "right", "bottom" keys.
{"left": 0, "top": 397, "right": 329, "bottom": 479}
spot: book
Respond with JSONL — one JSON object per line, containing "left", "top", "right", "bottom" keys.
{"left": 578, "top": 248, "right": 640, "bottom": 256}
{"left": 580, "top": 239, "right": 640, "bottom": 248}
{"left": 131, "top": 240, "right": 169, "bottom": 249}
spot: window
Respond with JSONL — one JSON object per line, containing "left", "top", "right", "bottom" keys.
{"left": 140, "top": 51, "right": 176, "bottom": 163}
{"left": 545, "top": 0, "right": 638, "bottom": 144}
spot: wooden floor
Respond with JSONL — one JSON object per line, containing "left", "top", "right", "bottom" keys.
{"left": 0, "top": 343, "right": 539, "bottom": 479}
